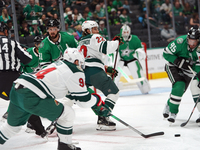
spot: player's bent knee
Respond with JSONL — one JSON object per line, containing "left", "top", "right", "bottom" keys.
{"left": 57, "top": 105, "right": 75, "bottom": 127}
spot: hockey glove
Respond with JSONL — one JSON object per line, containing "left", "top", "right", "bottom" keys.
{"left": 91, "top": 93, "right": 111, "bottom": 117}
{"left": 174, "top": 57, "right": 193, "bottom": 70}
{"left": 105, "top": 66, "right": 118, "bottom": 77}
{"left": 112, "top": 36, "right": 123, "bottom": 45}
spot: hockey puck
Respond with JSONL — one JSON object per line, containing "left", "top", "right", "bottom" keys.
{"left": 174, "top": 134, "right": 181, "bottom": 137}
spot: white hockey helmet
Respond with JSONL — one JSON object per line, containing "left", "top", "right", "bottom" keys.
{"left": 82, "top": 20, "right": 99, "bottom": 34}
{"left": 121, "top": 24, "right": 131, "bottom": 41}
{"left": 63, "top": 48, "right": 85, "bottom": 69}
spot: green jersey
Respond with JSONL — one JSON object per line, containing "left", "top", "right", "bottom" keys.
{"left": 163, "top": 35, "right": 200, "bottom": 73}
{"left": 23, "top": 4, "right": 43, "bottom": 20}
{"left": 21, "top": 47, "right": 40, "bottom": 73}
{"left": 29, "top": 26, "right": 42, "bottom": 36}
{"left": 119, "top": 35, "right": 143, "bottom": 61}
{"left": 39, "top": 31, "right": 78, "bottom": 68}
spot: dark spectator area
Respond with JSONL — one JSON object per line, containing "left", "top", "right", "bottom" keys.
{"left": 0, "top": 0, "right": 199, "bottom": 48}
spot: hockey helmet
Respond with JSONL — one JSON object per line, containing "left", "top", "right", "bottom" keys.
{"left": 46, "top": 19, "right": 60, "bottom": 30}
{"left": 82, "top": 20, "right": 98, "bottom": 34}
{"left": 187, "top": 26, "right": 200, "bottom": 40}
{"left": 120, "top": 24, "right": 131, "bottom": 41}
{"left": 63, "top": 48, "right": 85, "bottom": 69}
{"left": 34, "top": 35, "right": 44, "bottom": 45}
{"left": 0, "top": 22, "right": 9, "bottom": 32}
{"left": 187, "top": 26, "right": 200, "bottom": 51}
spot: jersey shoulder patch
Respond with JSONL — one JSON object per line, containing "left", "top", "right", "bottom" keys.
{"left": 176, "top": 38, "right": 183, "bottom": 44}
{"left": 39, "top": 42, "right": 44, "bottom": 48}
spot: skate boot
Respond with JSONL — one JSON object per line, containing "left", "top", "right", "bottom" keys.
{"left": 96, "top": 116, "right": 116, "bottom": 131}
{"left": 163, "top": 103, "right": 170, "bottom": 118}
{"left": 196, "top": 114, "right": 200, "bottom": 126}
{"left": 40, "top": 121, "right": 56, "bottom": 138}
{"left": 1, "top": 112, "right": 8, "bottom": 122}
{"left": 167, "top": 113, "right": 177, "bottom": 123}
{"left": 25, "top": 123, "right": 35, "bottom": 133}
{"left": 58, "top": 141, "right": 81, "bottom": 150}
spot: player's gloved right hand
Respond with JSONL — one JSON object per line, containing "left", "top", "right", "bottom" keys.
{"left": 91, "top": 93, "right": 111, "bottom": 117}
{"left": 174, "top": 57, "right": 193, "bottom": 70}
{"left": 112, "top": 36, "right": 123, "bottom": 45}
{"left": 105, "top": 66, "right": 118, "bottom": 77}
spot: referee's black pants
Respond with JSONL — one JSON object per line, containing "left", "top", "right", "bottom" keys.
{"left": 0, "top": 71, "right": 20, "bottom": 100}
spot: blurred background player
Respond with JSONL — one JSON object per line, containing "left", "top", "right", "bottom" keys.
{"left": 79, "top": 20, "right": 122, "bottom": 131}
{"left": 114, "top": 24, "right": 151, "bottom": 94}
{"left": 0, "top": 22, "right": 32, "bottom": 121}
{"left": 0, "top": 48, "right": 111, "bottom": 150}
{"left": 163, "top": 26, "right": 200, "bottom": 123}
{"left": 39, "top": 19, "right": 78, "bottom": 68}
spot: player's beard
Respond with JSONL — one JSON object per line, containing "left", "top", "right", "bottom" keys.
{"left": 49, "top": 32, "right": 59, "bottom": 40}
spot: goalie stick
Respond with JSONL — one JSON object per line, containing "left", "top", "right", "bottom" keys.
{"left": 117, "top": 66, "right": 145, "bottom": 84}
{"left": 181, "top": 66, "right": 199, "bottom": 127}
{"left": 111, "top": 114, "right": 164, "bottom": 138}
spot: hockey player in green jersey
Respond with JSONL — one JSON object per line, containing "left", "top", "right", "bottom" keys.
{"left": 21, "top": 35, "right": 44, "bottom": 73}
{"left": 39, "top": 19, "right": 78, "bottom": 68}
{"left": 114, "top": 24, "right": 151, "bottom": 94}
{"left": 79, "top": 20, "right": 121, "bottom": 131}
{"left": 0, "top": 48, "right": 111, "bottom": 150}
{"left": 163, "top": 26, "right": 200, "bottom": 123}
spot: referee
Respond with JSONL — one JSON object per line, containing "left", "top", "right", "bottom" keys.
{"left": 0, "top": 22, "right": 32, "bottom": 119}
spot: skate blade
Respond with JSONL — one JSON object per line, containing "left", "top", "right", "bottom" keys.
{"left": 25, "top": 128, "right": 35, "bottom": 134}
{"left": 96, "top": 125, "right": 116, "bottom": 131}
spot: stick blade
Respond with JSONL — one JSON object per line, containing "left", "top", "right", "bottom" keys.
{"left": 180, "top": 122, "right": 187, "bottom": 127}
{"left": 142, "top": 132, "right": 164, "bottom": 138}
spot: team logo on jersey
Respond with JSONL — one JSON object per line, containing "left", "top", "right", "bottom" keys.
{"left": 39, "top": 42, "right": 44, "bottom": 48}
{"left": 197, "top": 45, "right": 200, "bottom": 52}
{"left": 54, "top": 100, "right": 60, "bottom": 106}
{"left": 176, "top": 38, "right": 183, "bottom": 44}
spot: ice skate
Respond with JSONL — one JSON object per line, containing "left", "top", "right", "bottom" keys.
{"left": 40, "top": 121, "right": 56, "bottom": 138}
{"left": 96, "top": 116, "right": 116, "bottom": 131}
{"left": 196, "top": 114, "right": 200, "bottom": 126}
{"left": 58, "top": 141, "right": 81, "bottom": 150}
{"left": 1, "top": 112, "right": 8, "bottom": 122}
{"left": 25, "top": 123, "right": 35, "bottom": 133}
{"left": 163, "top": 103, "right": 170, "bottom": 118}
{"left": 167, "top": 113, "right": 177, "bottom": 123}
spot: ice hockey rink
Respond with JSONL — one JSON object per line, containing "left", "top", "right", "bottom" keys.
{"left": 1, "top": 78, "right": 200, "bottom": 150}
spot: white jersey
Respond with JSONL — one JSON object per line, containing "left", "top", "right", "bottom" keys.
{"left": 14, "top": 60, "right": 97, "bottom": 108}
{"left": 78, "top": 34, "right": 119, "bottom": 70}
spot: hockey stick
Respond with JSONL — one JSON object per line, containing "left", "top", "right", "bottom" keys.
{"left": 111, "top": 114, "right": 164, "bottom": 138}
{"left": 112, "top": 47, "right": 119, "bottom": 80}
{"left": 180, "top": 66, "right": 199, "bottom": 127}
{"left": 117, "top": 66, "right": 145, "bottom": 83}
{"left": 180, "top": 96, "right": 200, "bottom": 127}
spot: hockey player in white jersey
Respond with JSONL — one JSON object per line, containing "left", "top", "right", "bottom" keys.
{"left": 79, "top": 20, "right": 122, "bottom": 131}
{"left": 0, "top": 48, "right": 111, "bottom": 150}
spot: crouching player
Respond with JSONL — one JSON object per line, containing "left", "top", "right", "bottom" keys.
{"left": 0, "top": 48, "right": 111, "bottom": 150}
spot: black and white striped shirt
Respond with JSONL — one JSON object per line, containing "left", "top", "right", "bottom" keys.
{"left": 0, "top": 36, "right": 32, "bottom": 71}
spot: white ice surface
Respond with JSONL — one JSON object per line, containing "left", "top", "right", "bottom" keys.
{"left": 1, "top": 78, "right": 200, "bottom": 150}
